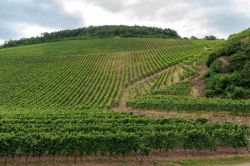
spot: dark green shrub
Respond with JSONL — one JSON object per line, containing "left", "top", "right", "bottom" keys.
{"left": 209, "top": 59, "right": 222, "bottom": 73}
{"left": 225, "top": 85, "right": 247, "bottom": 99}
{"left": 240, "top": 61, "right": 250, "bottom": 87}
{"left": 205, "top": 89, "right": 217, "bottom": 97}
{"left": 195, "top": 118, "right": 208, "bottom": 124}
{"left": 229, "top": 51, "right": 248, "bottom": 72}
{"left": 224, "top": 41, "right": 242, "bottom": 55}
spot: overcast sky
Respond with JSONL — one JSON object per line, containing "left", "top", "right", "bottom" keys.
{"left": 0, "top": 0, "right": 250, "bottom": 44}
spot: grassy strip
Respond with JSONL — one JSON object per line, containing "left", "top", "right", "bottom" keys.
{"left": 156, "top": 156, "right": 250, "bottom": 166}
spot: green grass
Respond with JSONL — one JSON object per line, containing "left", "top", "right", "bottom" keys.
{"left": 156, "top": 156, "right": 250, "bottom": 166}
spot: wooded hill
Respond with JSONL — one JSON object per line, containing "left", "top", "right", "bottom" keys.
{"left": 1, "top": 25, "right": 180, "bottom": 48}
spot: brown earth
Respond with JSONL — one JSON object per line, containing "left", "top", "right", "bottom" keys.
{"left": 219, "top": 56, "right": 230, "bottom": 65}
{"left": 1, "top": 148, "right": 249, "bottom": 166}
{"left": 189, "top": 65, "right": 207, "bottom": 97}
{"left": 113, "top": 66, "right": 174, "bottom": 111}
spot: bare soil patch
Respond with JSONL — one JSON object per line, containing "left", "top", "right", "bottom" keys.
{"left": 189, "top": 65, "right": 207, "bottom": 97}
{"left": 219, "top": 56, "right": 229, "bottom": 65}
{"left": 113, "top": 67, "right": 174, "bottom": 111}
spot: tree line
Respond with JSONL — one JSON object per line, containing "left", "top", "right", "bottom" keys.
{"left": 0, "top": 25, "right": 180, "bottom": 48}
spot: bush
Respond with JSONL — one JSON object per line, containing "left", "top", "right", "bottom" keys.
{"left": 206, "top": 52, "right": 219, "bottom": 67}
{"left": 206, "top": 48, "right": 225, "bottom": 67}
{"left": 229, "top": 51, "right": 248, "bottom": 72}
{"left": 205, "top": 89, "right": 217, "bottom": 98}
{"left": 224, "top": 41, "right": 242, "bottom": 55}
{"left": 225, "top": 85, "right": 248, "bottom": 99}
{"left": 209, "top": 59, "right": 222, "bottom": 73}
{"left": 205, "top": 28, "right": 250, "bottom": 99}
{"left": 240, "top": 61, "right": 250, "bottom": 87}
{"left": 205, "top": 73, "right": 240, "bottom": 98}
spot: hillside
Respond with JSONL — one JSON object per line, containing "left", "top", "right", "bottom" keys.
{"left": 1, "top": 0, "right": 250, "bottom": 163}
{"left": 205, "top": 28, "right": 250, "bottom": 99}
{"left": 126, "top": 31, "right": 250, "bottom": 112}
{"left": 1, "top": 25, "right": 180, "bottom": 48}
{"left": 0, "top": 38, "right": 220, "bottom": 109}
{"left": 1, "top": 34, "right": 250, "bottom": 165}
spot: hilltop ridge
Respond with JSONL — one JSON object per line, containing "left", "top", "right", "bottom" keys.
{"left": 1, "top": 25, "right": 180, "bottom": 48}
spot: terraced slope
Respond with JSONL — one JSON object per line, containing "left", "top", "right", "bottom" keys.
{"left": 0, "top": 38, "right": 219, "bottom": 109}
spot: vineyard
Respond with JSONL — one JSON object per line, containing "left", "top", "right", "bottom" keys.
{"left": 0, "top": 107, "right": 248, "bottom": 161}
{"left": 124, "top": 30, "right": 250, "bottom": 113}
{"left": 126, "top": 55, "right": 204, "bottom": 99}
{"left": 126, "top": 66, "right": 250, "bottom": 113}
{"left": 0, "top": 38, "right": 219, "bottom": 109}
{"left": 1, "top": 36, "right": 249, "bottom": 164}
{"left": 127, "top": 95, "right": 250, "bottom": 112}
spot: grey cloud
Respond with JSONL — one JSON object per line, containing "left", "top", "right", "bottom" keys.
{"left": 90, "top": 0, "right": 249, "bottom": 37}
{"left": 206, "top": 10, "right": 250, "bottom": 34}
{"left": 0, "top": 0, "right": 84, "bottom": 40}
{"left": 127, "top": 0, "right": 168, "bottom": 20}
{"left": 182, "top": 0, "right": 250, "bottom": 35}
{"left": 82, "top": 0, "right": 201, "bottom": 24}
{"left": 111, "top": 0, "right": 188, "bottom": 21}
{"left": 83, "top": 0, "right": 126, "bottom": 12}
{"left": 0, "top": 22, "right": 20, "bottom": 39}
{"left": 0, "top": 0, "right": 249, "bottom": 41}
{"left": 186, "top": 0, "right": 230, "bottom": 7}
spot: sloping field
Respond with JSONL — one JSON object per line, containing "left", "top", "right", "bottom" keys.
{"left": 0, "top": 38, "right": 219, "bottom": 109}
{"left": 126, "top": 29, "right": 250, "bottom": 113}
{"left": 1, "top": 38, "right": 249, "bottom": 165}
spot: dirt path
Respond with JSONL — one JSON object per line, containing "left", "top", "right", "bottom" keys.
{"left": 2, "top": 150, "right": 250, "bottom": 166}
{"left": 236, "top": 162, "right": 250, "bottom": 166}
{"left": 189, "top": 65, "right": 207, "bottom": 97}
{"left": 119, "top": 88, "right": 127, "bottom": 109}
{"left": 237, "top": 163, "right": 250, "bottom": 166}
{"left": 113, "top": 66, "right": 174, "bottom": 111}
{"left": 219, "top": 56, "right": 229, "bottom": 65}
